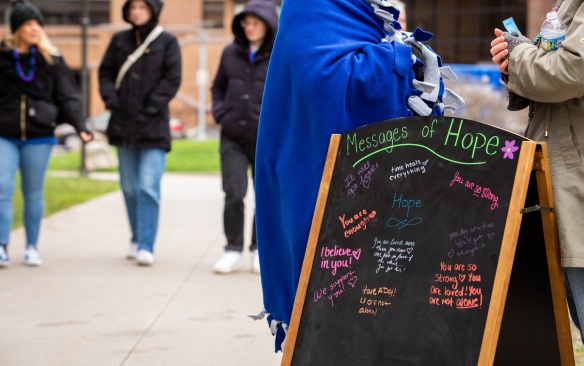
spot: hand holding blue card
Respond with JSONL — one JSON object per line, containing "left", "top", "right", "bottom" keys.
{"left": 503, "top": 17, "right": 522, "bottom": 35}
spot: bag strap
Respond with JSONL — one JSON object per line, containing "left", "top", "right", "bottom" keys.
{"left": 115, "top": 25, "right": 164, "bottom": 90}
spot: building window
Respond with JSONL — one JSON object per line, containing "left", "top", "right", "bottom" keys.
{"left": 1, "top": 0, "right": 110, "bottom": 26}
{"left": 408, "top": 1, "right": 527, "bottom": 64}
{"left": 203, "top": 1, "right": 225, "bottom": 29}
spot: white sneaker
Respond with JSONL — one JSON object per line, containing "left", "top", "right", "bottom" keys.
{"left": 213, "top": 251, "right": 243, "bottom": 274}
{"left": 136, "top": 250, "right": 154, "bottom": 266}
{"left": 0, "top": 244, "right": 9, "bottom": 268}
{"left": 24, "top": 246, "right": 42, "bottom": 267}
{"left": 127, "top": 243, "right": 139, "bottom": 260}
{"left": 251, "top": 250, "right": 260, "bottom": 274}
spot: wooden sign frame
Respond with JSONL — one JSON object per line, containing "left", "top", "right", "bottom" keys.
{"left": 282, "top": 139, "right": 574, "bottom": 366}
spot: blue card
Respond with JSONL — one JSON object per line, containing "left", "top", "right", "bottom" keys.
{"left": 503, "top": 17, "right": 522, "bottom": 35}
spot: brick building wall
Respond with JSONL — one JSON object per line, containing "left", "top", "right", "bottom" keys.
{"left": 0, "top": 0, "right": 237, "bottom": 128}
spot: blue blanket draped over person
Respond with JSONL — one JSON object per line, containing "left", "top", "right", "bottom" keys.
{"left": 253, "top": 0, "right": 462, "bottom": 351}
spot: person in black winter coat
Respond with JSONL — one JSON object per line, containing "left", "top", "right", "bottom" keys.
{"left": 211, "top": 0, "right": 278, "bottom": 274}
{"left": 98, "top": 0, "right": 181, "bottom": 266}
{"left": 0, "top": 0, "right": 92, "bottom": 268}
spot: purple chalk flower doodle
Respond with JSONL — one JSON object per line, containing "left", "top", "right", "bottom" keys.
{"left": 502, "top": 140, "right": 519, "bottom": 159}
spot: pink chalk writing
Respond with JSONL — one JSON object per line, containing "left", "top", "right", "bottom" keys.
{"left": 449, "top": 171, "right": 499, "bottom": 210}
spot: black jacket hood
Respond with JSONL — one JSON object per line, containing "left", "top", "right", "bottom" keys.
{"left": 232, "top": 0, "right": 278, "bottom": 51}
{"left": 122, "top": 0, "right": 163, "bottom": 25}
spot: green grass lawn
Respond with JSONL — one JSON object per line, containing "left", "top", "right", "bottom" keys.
{"left": 11, "top": 138, "right": 220, "bottom": 229}
{"left": 165, "top": 138, "right": 220, "bottom": 172}
{"left": 12, "top": 175, "right": 119, "bottom": 229}
{"left": 48, "top": 138, "right": 220, "bottom": 172}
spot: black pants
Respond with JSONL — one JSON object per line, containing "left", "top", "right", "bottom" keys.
{"left": 220, "top": 134, "right": 256, "bottom": 252}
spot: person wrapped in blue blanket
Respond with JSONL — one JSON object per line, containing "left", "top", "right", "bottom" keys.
{"left": 253, "top": 0, "right": 463, "bottom": 351}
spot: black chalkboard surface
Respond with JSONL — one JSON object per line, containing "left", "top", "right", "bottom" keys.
{"left": 283, "top": 116, "right": 572, "bottom": 365}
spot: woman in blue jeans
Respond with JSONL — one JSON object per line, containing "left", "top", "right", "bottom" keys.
{"left": 0, "top": 0, "right": 92, "bottom": 268}
{"left": 99, "top": 0, "right": 181, "bottom": 266}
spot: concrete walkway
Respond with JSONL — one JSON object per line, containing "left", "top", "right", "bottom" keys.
{"left": 2, "top": 172, "right": 584, "bottom": 365}
{"left": 0, "top": 173, "right": 282, "bottom": 366}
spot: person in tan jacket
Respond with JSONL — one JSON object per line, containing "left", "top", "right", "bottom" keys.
{"left": 490, "top": 0, "right": 584, "bottom": 342}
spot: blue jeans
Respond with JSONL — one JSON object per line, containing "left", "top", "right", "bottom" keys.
{"left": 117, "top": 147, "right": 165, "bottom": 253}
{"left": 0, "top": 137, "right": 53, "bottom": 247}
{"left": 564, "top": 267, "right": 584, "bottom": 343}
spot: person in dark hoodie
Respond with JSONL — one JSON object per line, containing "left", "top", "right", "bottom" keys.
{"left": 98, "top": 0, "right": 181, "bottom": 266}
{"left": 0, "top": 0, "right": 93, "bottom": 268}
{"left": 210, "top": 0, "right": 278, "bottom": 275}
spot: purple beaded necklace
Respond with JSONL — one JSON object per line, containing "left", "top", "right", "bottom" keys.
{"left": 13, "top": 46, "right": 37, "bottom": 82}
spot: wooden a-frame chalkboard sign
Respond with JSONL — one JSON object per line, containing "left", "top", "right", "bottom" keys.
{"left": 282, "top": 116, "right": 574, "bottom": 366}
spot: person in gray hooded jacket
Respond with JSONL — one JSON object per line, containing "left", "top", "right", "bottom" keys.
{"left": 211, "top": 0, "right": 278, "bottom": 274}
{"left": 99, "top": 0, "right": 181, "bottom": 266}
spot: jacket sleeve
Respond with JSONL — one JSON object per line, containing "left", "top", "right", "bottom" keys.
{"left": 146, "top": 34, "right": 182, "bottom": 111}
{"left": 210, "top": 48, "right": 229, "bottom": 124}
{"left": 52, "top": 56, "right": 87, "bottom": 134}
{"left": 98, "top": 36, "right": 121, "bottom": 110}
{"left": 508, "top": 4, "right": 584, "bottom": 103}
